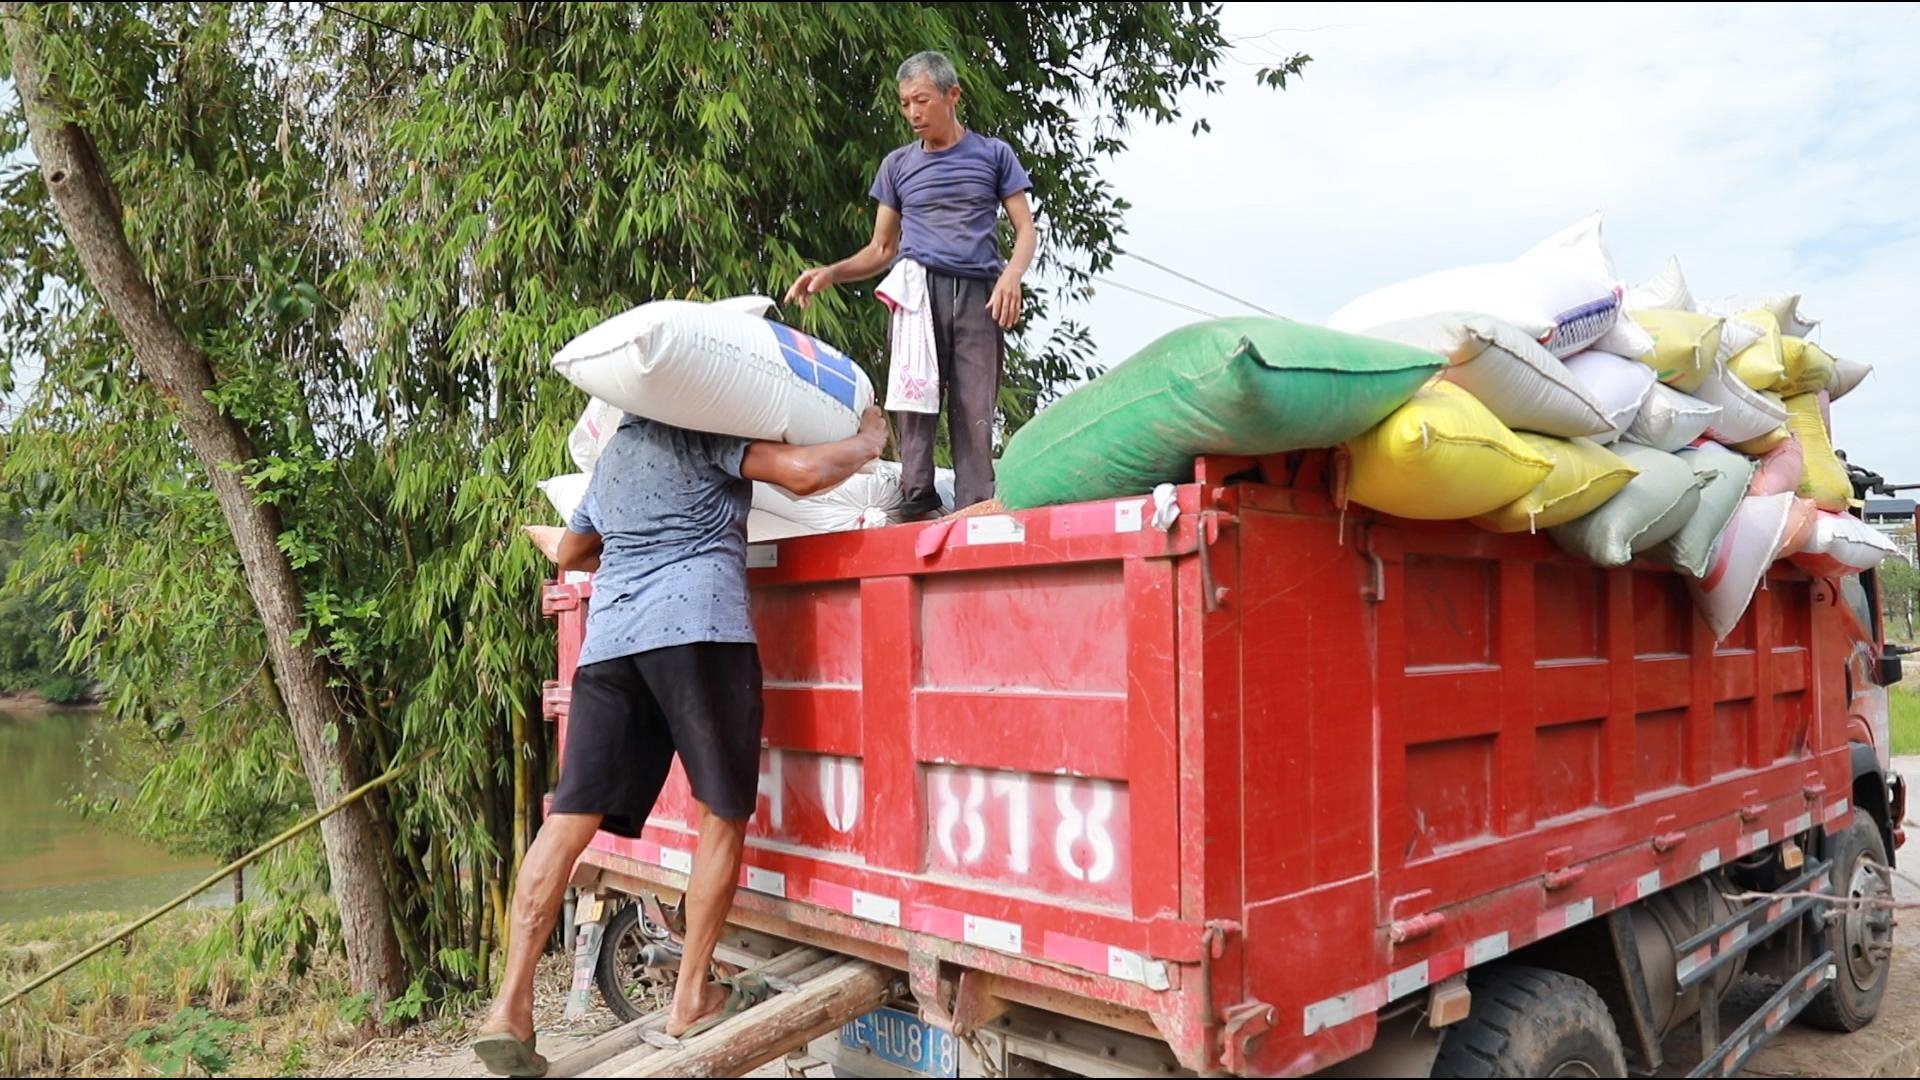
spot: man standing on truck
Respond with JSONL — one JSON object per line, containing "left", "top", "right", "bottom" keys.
{"left": 785, "top": 49, "right": 1038, "bottom": 519}
{"left": 472, "top": 407, "right": 890, "bottom": 1077}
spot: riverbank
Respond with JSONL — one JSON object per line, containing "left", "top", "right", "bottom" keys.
{"left": 1, "top": 904, "right": 362, "bottom": 1077}
{"left": 0, "top": 691, "right": 96, "bottom": 712}
{"left": 1, "top": 905, "right": 612, "bottom": 1079}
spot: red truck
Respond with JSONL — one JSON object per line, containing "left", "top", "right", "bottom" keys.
{"left": 541, "top": 448, "right": 1906, "bottom": 1078}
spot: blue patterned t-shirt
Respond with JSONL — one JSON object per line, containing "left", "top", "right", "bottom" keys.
{"left": 567, "top": 414, "right": 756, "bottom": 667}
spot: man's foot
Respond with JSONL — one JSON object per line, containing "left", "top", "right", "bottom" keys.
{"left": 663, "top": 973, "right": 773, "bottom": 1040}
{"left": 472, "top": 1020, "right": 547, "bottom": 1078}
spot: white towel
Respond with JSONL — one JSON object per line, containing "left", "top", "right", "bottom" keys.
{"left": 875, "top": 258, "right": 939, "bottom": 414}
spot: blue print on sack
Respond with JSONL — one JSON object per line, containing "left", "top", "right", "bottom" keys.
{"left": 768, "top": 322, "right": 860, "bottom": 411}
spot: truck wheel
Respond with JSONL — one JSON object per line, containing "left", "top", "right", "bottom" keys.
{"left": 1802, "top": 809, "right": 1894, "bottom": 1032}
{"left": 1431, "top": 965, "right": 1627, "bottom": 1078}
{"left": 594, "top": 902, "right": 675, "bottom": 1024}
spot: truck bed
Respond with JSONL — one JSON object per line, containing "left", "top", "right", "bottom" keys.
{"left": 541, "top": 450, "right": 1856, "bottom": 1076}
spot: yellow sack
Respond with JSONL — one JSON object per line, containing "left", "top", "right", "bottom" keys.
{"left": 1629, "top": 310, "right": 1721, "bottom": 393}
{"left": 1345, "top": 380, "right": 1554, "bottom": 521}
{"left": 1777, "top": 337, "right": 1837, "bottom": 396}
{"left": 1785, "top": 392, "right": 1850, "bottom": 512}
{"left": 1472, "top": 433, "right": 1639, "bottom": 533}
{"left": 1726, "top": 310, "right": 1786, "bottom": 391}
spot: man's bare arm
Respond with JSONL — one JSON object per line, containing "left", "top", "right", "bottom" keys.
{"left": 741, "top": 407, "right": 890, "bottom": 496}
{"left": 557, "top": 527, "right": 604, "bottom": 575}
{"left": 785, "top": 205, "right": 903, "bottom": 309}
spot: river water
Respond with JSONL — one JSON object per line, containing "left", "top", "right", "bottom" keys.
{"left": 0, "top": 705, "right": 229, "bottom": 925}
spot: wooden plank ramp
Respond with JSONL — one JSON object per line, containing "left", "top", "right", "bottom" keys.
{"left": 544, "top": 946, "right": 900, "bottom": 1078}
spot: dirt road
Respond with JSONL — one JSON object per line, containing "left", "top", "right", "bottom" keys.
{"left": 1731, "top": 755, "right": 1920, "bottom": 1079}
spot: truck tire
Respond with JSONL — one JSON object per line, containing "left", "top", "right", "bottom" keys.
{"left": 1430, "top": 965, "right": 1627, "bottom": 1078}
{"left": 1802, "top": 809, "right": 1894, "bottom": 1032}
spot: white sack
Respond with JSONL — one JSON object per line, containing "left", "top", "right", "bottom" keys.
{"left": 552, "top": 296, "right": 875, "bottom": 447}
{"left": 1361, "top": 313, "right": 1612, "bottom": 437}
{"left": 1695, "top": 362, "right": 1790, "bottom": 445}
{"left": 1624, "top": 383, "right": 1721, "bottom": 452}
{"left": 1328, "top": 214, "right": 1625, "bottom": 358}
{"left": 1688, "top": 493, "right": 1797, "bottom": 642}
{"left": 1562, "top": 350, "right": 1658, "bottom": 444}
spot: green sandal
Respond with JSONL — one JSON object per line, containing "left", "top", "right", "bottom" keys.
{"left": 674, "top": 973, "right": 775, "bottom": 1041}
{"left": 473, "top": 1030, "right": 548, "bottom": 1077}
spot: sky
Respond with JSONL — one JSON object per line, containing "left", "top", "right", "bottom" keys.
{"left": 1036, "top": 1, "right": 1920, "bottom": 489}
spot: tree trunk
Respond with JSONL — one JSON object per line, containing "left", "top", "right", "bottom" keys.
{"left": 3, "top": 5, "right": 408, "bottom": 1008}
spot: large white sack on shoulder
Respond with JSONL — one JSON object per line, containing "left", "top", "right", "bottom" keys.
{"left": 567, "top": 398, "right": 626, "bottom": 473}
{"left": 1562, "top": 350, "right": 1658, "bottom": 443}
{"left": 1359, "top": 313, "right": 1612, "bottom": 438}
{"left": 1624, "top": 383, "right": 1721, "bottom": 452}
{"left": 1661, "top": 447, "right": 1756, "bottom": 578}
{"left": 1548, "top": 442, "right": 1709, "bottom": 567}
{"left": 538, "top": 473, "right": 591, "bottom": 523}
{"left": 1695, "top": 362, "right": 1789, "bottom": 444}
{"left": 1626, "top": 256, "right": 1696, "bottom": 312}
{"left": 552, "top": 297, "right": 875, "bottom": 445}
{"left": 1689, "top": 493, "right": 1797, "bottom": 642}
{"left": 1827, "top": 352, "right": 1873, "bottom": 401}
{"left": 1328, "top": 215, "right": 1624, "bottom": 358}
{"left": 1702, "top": 292, "right": 1818, "bottom": 339}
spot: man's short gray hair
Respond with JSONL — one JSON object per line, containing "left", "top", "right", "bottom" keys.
{"left": 897, "top": 51, "right": 959, "bottom": 92}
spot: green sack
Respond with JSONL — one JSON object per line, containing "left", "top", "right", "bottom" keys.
{"left": 995, "top": 317, "right": 1447, "bottom": 510}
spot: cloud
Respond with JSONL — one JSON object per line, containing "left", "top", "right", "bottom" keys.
{"left": 1038, "top": 1, "right": 1920, "bottom": 486}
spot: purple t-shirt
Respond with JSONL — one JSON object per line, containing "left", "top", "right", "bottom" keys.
{"left": 870, "top": 131, "right": 1032, "bottom": 282}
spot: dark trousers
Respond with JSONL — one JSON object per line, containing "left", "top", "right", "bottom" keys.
{"left": 896, "top": 271, "right": 1004, "bottom": 515}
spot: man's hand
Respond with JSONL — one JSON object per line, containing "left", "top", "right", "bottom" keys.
{"left": 988, "top": 273, "right": 1022, "bottom": 329}
{"left": 785, "top": 267, "right": 835, "bottom": 310}
{"left": 857, "top": 405, "right": 891, "bottom": 456}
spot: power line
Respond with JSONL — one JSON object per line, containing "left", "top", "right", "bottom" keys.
{"left": 313, "top": 2, "right": 472, "bottom": 60}
{"left": 1117, "top": 249, "right": 1280, "bottom": 317}
{"left": 1089, "top": 275, "right": 1220, "bottom": 320}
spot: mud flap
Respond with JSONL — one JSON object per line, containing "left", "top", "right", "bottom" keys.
{"left": 567, "top": 890, "right": 612, "bottom": 1022}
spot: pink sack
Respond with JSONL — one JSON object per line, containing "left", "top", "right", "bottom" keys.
{"left": 1747, "top": 435, "right": 1804, "bottom": 496}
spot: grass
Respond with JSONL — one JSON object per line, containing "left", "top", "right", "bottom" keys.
{"left": 1893, "top": 683, "right": 1920, "bottom": 758}
{"left": 0, "top": 902, "right": 363, "bottom": 1077}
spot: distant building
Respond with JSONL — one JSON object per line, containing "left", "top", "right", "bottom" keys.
{"left": 1865, "top": 499, "right": 1917, "bottom": 562}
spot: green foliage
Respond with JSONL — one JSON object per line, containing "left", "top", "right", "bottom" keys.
{"left": 1892, "top": 684, "right": 1920, "bottom": 757}
{"left": 1881, "top": 558, "right": 1918, "bottom": 642}
{"left": 0, "top": 0, "right": 1307, "bottom": 1004}
{"left": 0, "top": 509, "right": 88, "bottom": 700}
{"left": 127, "top": 1006, "right": 248, "bottom": 1075}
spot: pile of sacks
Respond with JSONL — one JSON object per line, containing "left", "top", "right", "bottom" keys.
{"left": 1318, "top": 212, "right": 1895, "bottom": 640}
{"left": 533, "top": 294, "right": 955, "bottom": 544}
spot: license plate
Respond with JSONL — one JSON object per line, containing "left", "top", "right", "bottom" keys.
{"left": 838, "top": 1007, "right": 959, "bottom": 1077}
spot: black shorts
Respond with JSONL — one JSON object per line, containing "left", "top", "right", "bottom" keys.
{"left": 549, "top": 642, "right": 764, "bottom": 836}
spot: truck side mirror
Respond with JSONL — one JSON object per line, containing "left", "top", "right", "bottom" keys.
{"left": 1880, "top": 653, "right": 1907, "bottom": 686}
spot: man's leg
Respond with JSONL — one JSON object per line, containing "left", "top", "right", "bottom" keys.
{"left": 664, "top": 804, "right": 750, "bottom": 1035}
{"left": 941, "top": 274, "right": 1005, "bottom": 510}
{"left": 641, "top": 642, "right": 769, "bottom": 1037}
{"left": 479, "top": 812, "right": 603, "bottom": 1041}
{"left": 475, "top": 655, "right": 672, "bottom": 1072}
{"left": 895, "top": 274, "right": 961, "bottom": 520}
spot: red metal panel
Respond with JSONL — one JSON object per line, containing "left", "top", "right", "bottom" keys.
{"left": 1124, "top": 557, "right": 1180, "bottom": 921}
{"left": 861, "top": 575, "right": 919, "bottom": 872}
{"left": 914, "top": 692, "right": 1127, "bottom": 778}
